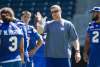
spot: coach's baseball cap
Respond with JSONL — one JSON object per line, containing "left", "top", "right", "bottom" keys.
{"left": 90, "top": 7, "right": 100, "bottom": 13}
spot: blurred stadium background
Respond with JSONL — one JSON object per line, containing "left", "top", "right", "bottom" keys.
{"left": 0, "top": 0, "right": 100, "bottom": 67}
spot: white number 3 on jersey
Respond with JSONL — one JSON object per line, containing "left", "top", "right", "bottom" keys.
{"left": 92, "top": 31, "right": 99, "bottom": 43}
{"left": 9, "top": 36, "right": 17, "bottom": 52}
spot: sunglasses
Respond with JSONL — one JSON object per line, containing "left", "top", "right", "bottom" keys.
{"left": 51, "top": 10, "right": 59, "bottom": 13}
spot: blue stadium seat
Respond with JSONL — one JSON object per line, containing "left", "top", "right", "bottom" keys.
{"left": 0, "top": 0, "right": 76, "bottom": 20}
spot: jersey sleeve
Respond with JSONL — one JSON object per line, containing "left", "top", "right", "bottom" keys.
{"left": 32, "top": 26, "right": 41, "bottom": 41}
{"left": 86, "top": 22, "right": 91, "bottom": 33}
{"left": 68, "top": 22, "right": 78, "bottom": 42}
{"left": 43, "top": 21, "right": 50, "bottom": 34}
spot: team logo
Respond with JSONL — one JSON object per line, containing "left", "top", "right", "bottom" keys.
{"left": 61, "top": 27, "right": 64, "bottom": 31}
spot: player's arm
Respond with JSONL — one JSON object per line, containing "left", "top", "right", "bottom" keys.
{"left": 36, "top": 35, "right": 43, "bottom": 47}
{"left": 19, "top": 37, "right": 24, "bottom": 63}
{"left": 72, "top": 39, "right": 81, "bottom": 63}
{"left": 69, "top": 22, "right": 81, "bottom": 63}
{"left": 83, "top": 33, "right": 90, "bottom": 62}
{"left": 73, "top": 39, "right": 80, "bottom": 52}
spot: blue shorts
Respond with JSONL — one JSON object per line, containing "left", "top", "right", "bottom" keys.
{"left": 88, "top": 54, "right": 100, "bottom": 67}
{"left": 33, "top": 45, "right": 45, "bottom": 67}
{"left": 88, "top": 46, "right": 100, "bottom": 67}
{"left": 0, "top": 61, "right": 22, "bottom": 67}
{"left": 33, "top": 56, "right": 45, "bottom": 67}
{"left": 45, "top": 57, "right": 71, "bottom": 67}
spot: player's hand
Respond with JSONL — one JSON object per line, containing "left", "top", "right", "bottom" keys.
{"left": 83, "top": 52, "right": 88, "bottom": 63}
{"left": 75, "top": 52, "right": 81, "bottom": 63}
{"left": 28, "top": 50, "right": 36, "bottom": 57}
{"left": 28, "top": 50, "right": 33, "bottom": 57}
{"left": 21, "top": 59, "right": 25, "bottom": 64}
{"left": 35, "top": 12, "right": 42, "bottom": 22}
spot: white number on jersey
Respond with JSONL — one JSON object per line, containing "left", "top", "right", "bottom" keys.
{"left": 9, "top": 36, "right": 17, "bottom": 52}
{"left": 92, "top": 31, "right": 99, "bottom": 43}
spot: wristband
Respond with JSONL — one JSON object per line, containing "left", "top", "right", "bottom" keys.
{"left": 75, "top": 50, "right": 80, "bottom": 53}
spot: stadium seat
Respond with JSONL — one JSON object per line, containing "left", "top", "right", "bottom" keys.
{"left": 0, "top": 0, "right": 76, "bottom": 20}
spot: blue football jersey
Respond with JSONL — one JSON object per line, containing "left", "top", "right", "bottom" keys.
{"left": 0, "top": 22, "right": 23, "bottom": 63}
{"left": 87, "top": 21, "right": 100, "bottom": 67}
{"left": 27, "top": 25, "right": 41, "bottom": 51}
{"left": 87, "top": 21, "right": 100, "bottom": 45}
{"left": 26, "top": 25, "right": 41, "bottom": 61}
{"left": 14, "top": 19, "right": 29, "bottom": 62}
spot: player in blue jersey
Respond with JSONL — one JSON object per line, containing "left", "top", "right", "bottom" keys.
{"left": 14, "top": 19, "right": 30, "bottom": 67}
{"left": 21, "top": 10, "right": 43, "bottom": 67}
{"left": 33, "top": 11, "right": 46, "bottom": 67}
{"left": 83, "top": 7, "right": 100, "bottom": 67}
{"left": 0, "top": 7, "right": 24, "bottom": 67}
{"left": 13, "top": 18, "right": 30, "bottom": 67}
